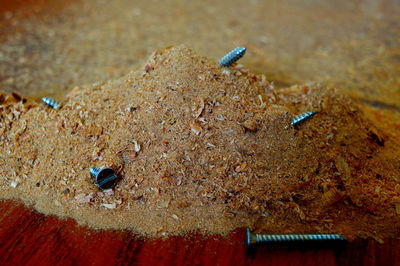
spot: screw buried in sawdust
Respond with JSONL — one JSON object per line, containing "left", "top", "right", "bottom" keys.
{"left": 41, "top": 97, "right": 61, "bottom": 109}
{"left": 90, "top": 167, "right": 119, "bottom": 190}
{"left": 290, "top": 111, "right": 317, "bottom": 126}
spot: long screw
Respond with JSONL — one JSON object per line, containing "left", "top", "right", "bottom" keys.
{"left": 219, "top": 47, "right": 247, "bottom": 67}
{"left": 245, "top": 228, "right": 347, "bottom": 249}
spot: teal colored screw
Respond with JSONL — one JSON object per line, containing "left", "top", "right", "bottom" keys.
{"left": 42, "top": 97, "right": 60, "bottom": 109}
{"left": 219, "top": 47, "right": 247, "bottom": 67}
{"left": 290, "top": 111, "right": 317, "bottom": 126}
{"left": 245, "top": 228, "right": 347, "bottom": 249}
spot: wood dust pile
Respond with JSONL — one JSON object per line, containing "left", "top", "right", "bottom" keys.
{"left": 0, "top": 46, "right": 399, "bottom": 239}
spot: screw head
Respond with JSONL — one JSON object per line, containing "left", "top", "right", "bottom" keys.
{"left": 245, "top": 227, "right": 252, "bottom": 249}
{"left": 90, "top": 167, "right": 118, "bottom": 190}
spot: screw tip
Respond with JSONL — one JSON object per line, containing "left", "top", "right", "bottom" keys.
{"left": 237, "top": 46, "right": 247, "bottom": 53}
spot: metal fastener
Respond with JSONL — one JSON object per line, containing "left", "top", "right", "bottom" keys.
{"left": 41, "top": 97, "right": 60, "bottom": 109}
{"left": 219, "top": 47, "right": 247, "bottom": 67}
{"left": 290, "top": 111, "right": 317, "bottom": 126}
{"left": 90, "top": 167, "right": 118, "bottom": 190}
{"left": 245, "top": 228, "right": 347, "bottom": 249}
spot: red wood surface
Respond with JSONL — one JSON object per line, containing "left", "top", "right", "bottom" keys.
{"left": 0, "top": 200, "right": 399, "bottom": 266}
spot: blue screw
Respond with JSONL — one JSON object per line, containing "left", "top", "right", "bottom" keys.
{"left": 90, "top": 167, "right": 118, "bottom": 190}
{"left": 290, "top": 111, "right": 317, "bottom": 126}
{"left": 41, "top": 97, "right": 60, "bottom": 109}
{"left": 219, "top": 47, "right": 247, "bottom": 67}
{"left": 245, "top": 228, "right": 347, "bottom": 249}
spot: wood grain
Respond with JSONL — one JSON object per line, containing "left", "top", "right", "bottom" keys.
{"left": 0, "top": 200, "right": 398, "bottom": 266}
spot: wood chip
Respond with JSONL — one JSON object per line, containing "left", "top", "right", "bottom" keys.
{"left": 190, "top": 121, "right": 202, "bottom": 135}
{"left": 242, "top": 119, "right": 258, "bottom": 132}
{"left": 101, "top": 203, "right": 116, "bottom": 209}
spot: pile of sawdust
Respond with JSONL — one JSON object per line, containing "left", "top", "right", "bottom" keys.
{"left": 0, "top": 46, "right": 399, "bottom": 239}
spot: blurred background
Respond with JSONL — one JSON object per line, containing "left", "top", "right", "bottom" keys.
{"left": 0, "top": 0, "right": 399, "bottom": 109}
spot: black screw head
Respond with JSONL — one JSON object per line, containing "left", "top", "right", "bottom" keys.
{"left": 90, "top": 167, "right": 118, "bottom": 190}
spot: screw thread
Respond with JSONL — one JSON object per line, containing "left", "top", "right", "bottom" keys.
{"left": 219, "top": 47, "right": 247, "bottom": 67}
{"left": 256, "top": 234, "right": 345, "bottom": 243}
{"left": 41, "top": 97, "right": 60, "bottom": 109}
{"left": 90, "top": 167, "right": 101, "bottom": 178}
{"left": 290, "top": 111, "right": 317, "bottom": 126}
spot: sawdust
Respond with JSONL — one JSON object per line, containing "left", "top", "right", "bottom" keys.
{"left": 0, "top": 46, "right": 399, "bottom": 239}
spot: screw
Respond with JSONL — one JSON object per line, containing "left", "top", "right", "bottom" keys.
{"left": 245, "top": 228, "right": 347, "bottom": 249}
{"left": 290, "top": 111, "right": 317, "bottom": 126}
{"left": 219, "top": 47, "right": 247, "bottom": 67}
{"left": 41, "top": 97, "right": 60, "bottom": 109}
{"left": 90, "top": 167, "right": 118, "bottom": 190}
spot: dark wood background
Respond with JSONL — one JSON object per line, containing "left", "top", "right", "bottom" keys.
{"left": 0, "top": 200, "right": 399, "bottom": 266}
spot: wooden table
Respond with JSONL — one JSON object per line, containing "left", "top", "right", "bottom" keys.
{"left": 0, "top": 200, "right": 398, "bottom": 266}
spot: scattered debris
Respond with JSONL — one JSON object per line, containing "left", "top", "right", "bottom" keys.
{"left": 133, "top": 140, "right": 141, "bottom": 152}
{"left": 242, "top": 119, "right": 258, "bottom": 132}
{"left": 10, "top": 178, "right": 20, "bottom": 188}
{"left": 194, "top": 98, "right": 205, "bottom": 119}
{"left": 101, "top": 203, "right": 116, "bottom": 209}
{"left": 190, "top": 121, "right": 202, "bottom": 135}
